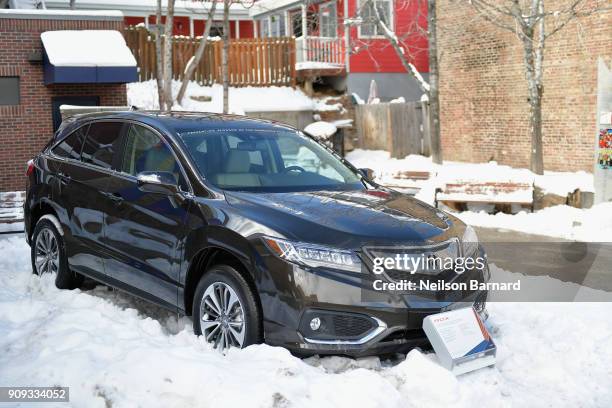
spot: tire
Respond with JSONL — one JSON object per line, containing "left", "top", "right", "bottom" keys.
{"left": 193, "top": 264, "right": 262, "bottom": 350}
{"left": 31, "top": 218, "right": 83, "bottom": 290}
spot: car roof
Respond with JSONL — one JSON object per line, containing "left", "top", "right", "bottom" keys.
{"left": 66, "top": 110, "right": 298, "bottom": 136}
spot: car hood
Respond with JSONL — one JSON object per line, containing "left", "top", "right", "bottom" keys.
{"left": 223, "top": 189, "right": 458, "bottom": 247}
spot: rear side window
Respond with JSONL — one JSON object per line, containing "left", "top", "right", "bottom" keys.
{"left": 81, "top": 122, "right": 126, "bottom": 169}
{"left": 51, "top": 125, "right": 88, "bottom": 160}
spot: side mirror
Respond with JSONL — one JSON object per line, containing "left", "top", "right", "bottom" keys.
{"left": 136, "top": 171, "right": 179, "bottom": 195}
{"left": 359, "top": 168, "right": 375, "bottom": 180}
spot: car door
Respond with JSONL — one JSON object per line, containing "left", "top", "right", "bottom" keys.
{"left": 102, "top": 123, "right": 192, "bottom": 309}
{"left": 54, "top": 121, "right": 127, "bottom": 278}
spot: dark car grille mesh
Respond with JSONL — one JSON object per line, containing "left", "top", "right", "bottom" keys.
{"left": 332, "top": 315, "right": 375, "bottom": 337}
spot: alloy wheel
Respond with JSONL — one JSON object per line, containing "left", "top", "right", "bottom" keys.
{"left": 199, "top": 282, "right": 246, "bottom": 351}
{"left": 35, "top": 228, "right": 59, "bottom": 276}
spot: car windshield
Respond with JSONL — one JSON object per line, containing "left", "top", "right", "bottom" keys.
{"left": 177, "top": 128, "right": 364, "bottom": 192}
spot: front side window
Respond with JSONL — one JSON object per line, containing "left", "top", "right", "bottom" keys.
{"left": 81, "top": 122, "right": 127, "bottom": 170}
{"left": 178, "top": 128, "right": 362, "bottom": 192}
{"left": 51, "top": 124, "right": 89, "bottom": 160}
{"left": 359, "top": 0, "right": 393, "bottom": 38}
{"left": 121, "top": 125, "right": 188, "bottom": 191}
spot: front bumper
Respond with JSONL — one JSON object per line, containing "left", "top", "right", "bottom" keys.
{"left": 256, "top": 241, "right": 490, "bottom": 357}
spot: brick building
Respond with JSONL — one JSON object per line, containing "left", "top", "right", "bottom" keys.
{"left": 0, "top": 10, "right": 131, "bottom": 192}
{"left": 436, "top": 1, "right": 611, "bottom": 172}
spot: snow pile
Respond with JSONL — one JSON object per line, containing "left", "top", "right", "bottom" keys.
{"left": 41, "top": 31, "right": 136, "bottom": 67}
{"left": 304, "top": 121, "right": 337, "bottom": 139}
{"left": 127, "top": 80, "right": 341, "bottom": 115}
{"left": 345, "top": 149, "right": 594, "bottom": 204}
{"left": 457, "top": 202, "right": 612, "bottom": 242}
{"left": 1, "top": 235, "right": 612, "bottom": 407}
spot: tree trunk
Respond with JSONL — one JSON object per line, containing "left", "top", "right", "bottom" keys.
{"left": 222, "top": 0, "right": 230, "bottom": 114}
{"left": 529, "top": 90, "right": 544, "bottom": 175}
{"left": 176, "top": 1, "right": 219, "bottom": 105}
{"left": 154, "top": 0, "right": 165, "bottom": 111}
{"left": 69, "top": 0, "right": 75, "bottom": 10}
{"left": 427, "top": 0, "right": 442, "bottom": 164}
{"left": 162, "top": 0, "right": 175, "bottom": 112}
{"left": 520, "top": 23, "right": 544, "bottom": 175}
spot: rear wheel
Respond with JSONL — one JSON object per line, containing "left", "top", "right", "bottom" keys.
{"left": 31, "top": 218, "right": 83, "bottom": 289}
{"left": 193, "top": 264, "right": 262, "bottom": 351}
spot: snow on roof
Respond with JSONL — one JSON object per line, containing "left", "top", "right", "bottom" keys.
{"left": 0, "top": 9, "right": 123, "bottom": 20}
{"left": 24, "top": 0, "right": 250, "bottom": 17}
{"left": 41, "top": 30, "right": 136, "bottom": 67}
{"left": 250, "top": 0, "right": 302, "bottom": 17}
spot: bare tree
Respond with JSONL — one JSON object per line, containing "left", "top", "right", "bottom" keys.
{"left": 162, "top": 0, "right": 176, "bottom": 111}
{"left": 176, "top": 1, "right": 219, "bottom": 104}
{"left": 222, "top": 0, "right": 231, "bottom": 113}
{"left": 356, "top": 0, "right": 442, "bottom": 163}
{"left": 469, "top": 0, "right": 607, "bottom": 174}
{"left": 154, "top": 0, "right": 165, "bottom": 110}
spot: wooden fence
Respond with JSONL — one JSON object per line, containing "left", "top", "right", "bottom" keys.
{"left": 355, "top": 101, "right": 430, "bottom": 158}
{"left": 124, "top": 27, "right": 296, "bottom": 87}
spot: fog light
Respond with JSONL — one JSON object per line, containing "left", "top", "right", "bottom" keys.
{"left": 309, "top": 317, "right": 321, "bottom": 331}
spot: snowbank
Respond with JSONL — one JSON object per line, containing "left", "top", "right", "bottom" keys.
{"left": 457, "top": 202, "right": 612, "bottom": 242}
{"left": 1, "top": 235, "right": 611, "bottom": 407}
{"left": 345, "top": 150, "right": 604, "bottom": 241}
{"left": 127, "top": 80, "right": 340, "bottom": 116}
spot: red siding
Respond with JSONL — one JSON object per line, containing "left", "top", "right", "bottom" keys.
{"left": 347, "top": 0, "right": 429, "bottom": 73}
{"left": 124, "top": 16, "right": 145, "bottom": 27}
{"left": 239, "top": 20, "right": 254, "bottom": 38}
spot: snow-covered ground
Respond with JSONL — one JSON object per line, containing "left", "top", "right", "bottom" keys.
{"left": 127, "top": 80, "right": 342, "bottom": 115}
{"left": 1, "top": 234, "right": 611, "bottom": 408}
{"left": 345, "top": 150, "right": 610, "bottom": 241}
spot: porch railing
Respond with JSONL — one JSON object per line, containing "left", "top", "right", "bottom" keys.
{"left": 124, "top": 26, "right": 296, "bottom": 87}
{"left": 295, "top": 36, "right": 345, "bottom": 67}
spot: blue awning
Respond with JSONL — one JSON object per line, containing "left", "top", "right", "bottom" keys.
{"left": 41, "top": 30, "right": 138, "bottom": 85}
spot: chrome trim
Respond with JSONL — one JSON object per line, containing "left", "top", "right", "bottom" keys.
{"left": 304, "top": 317, "right": 387, "bottom": 345}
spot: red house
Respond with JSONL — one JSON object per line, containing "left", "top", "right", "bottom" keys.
{"left": 9, "top": 0, "right": 256, "bottom": 39}
{"left": 250, "top": 0, "right": 429, "bottom": 101}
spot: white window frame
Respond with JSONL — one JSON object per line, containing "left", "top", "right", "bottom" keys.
{"left": 319, "top": 1, "right": 338, "bottom": 38}
{"left": 357, "top": 0, "right": 394, "bottom": 39}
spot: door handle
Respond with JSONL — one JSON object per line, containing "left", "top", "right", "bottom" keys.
{"left": 103, "top": 192, "right": 124, "bottom": 205}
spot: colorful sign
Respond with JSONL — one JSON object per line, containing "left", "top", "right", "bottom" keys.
{"left": 598, "top": 128, "right": 612, "bottom": 169}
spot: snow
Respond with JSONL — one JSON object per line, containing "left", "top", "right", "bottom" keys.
{"left": 457, "top": 202, "right": 612, "bottom": 242}
{"left": 346, "top": 149, "right": 594, "bottom": 203}
{"left": 344, "top": 150, "right": 607, "bottom": 240}
{"left": 296, "top": 62, "right": 345, "bottom": 71}
{"left": 128, "top": 80, "right": 341, "bottom": 115}
{"left": 41, "top": 30, "right": 136, "bottom": 67}
{"left": 304, "top": 121, "right": 337, "bottom": 139}
{"left": 0, "top": 8, "right": 124, "bottom": 17}
{"left": 1, "top": 234, "right": 611, "bottom": 407}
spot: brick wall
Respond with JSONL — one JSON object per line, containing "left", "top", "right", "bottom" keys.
{"left": 0, "top": 16, "right": 128, "bottom": 192}
{"left": 436, "top": 1, "right": 612, "bottom": 172}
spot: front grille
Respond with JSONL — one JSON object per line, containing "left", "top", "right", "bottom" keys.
{"left": 332, "top": 314, "right": 374, "bottom": 337}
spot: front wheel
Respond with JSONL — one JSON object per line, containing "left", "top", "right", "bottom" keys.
{"left": 31, "top": 218, "right": 83, "bottom": 289}
{"left": 193, "top": 264, "right": 262, "bottom": 351}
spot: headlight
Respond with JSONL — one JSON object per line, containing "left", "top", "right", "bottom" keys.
{"left": 263, "top": 236, "right": 362, "bottom": 272}
{"left": 462, "top": 225, "right": 479, "bottom": 256}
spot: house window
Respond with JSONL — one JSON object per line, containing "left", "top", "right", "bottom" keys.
{"left": 209, "top": 22, "right": 224, "bottom": 37}
{"left": 270, "top": 13, "right": 286, "bottom": 37}
{"left": 260, "top": 18, "right": 269, "bottom": 37}
{"left": 319, "top": 2, "right": 338, "bottom": 38}
{"left": 359, "top": 0, "right": 393, "bottom": 38}
{"left": 0, "top": 77, "right": 20, "bottom": 106}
